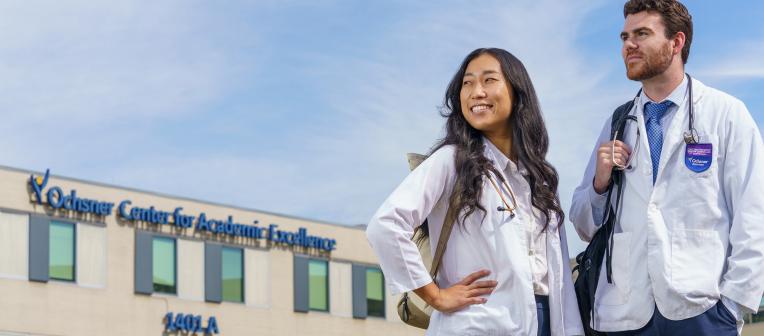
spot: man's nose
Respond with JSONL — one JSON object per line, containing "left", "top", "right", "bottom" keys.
{"left": 623, "top": 37, "right": 638, "bottom": 51}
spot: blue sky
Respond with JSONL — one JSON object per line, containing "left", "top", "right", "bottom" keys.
{"left": 1, "top": 0, "right": 762, "bottom": 254}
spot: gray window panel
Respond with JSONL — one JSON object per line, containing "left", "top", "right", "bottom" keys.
{"left": 293, "top": 255, "right": 309, "bottom": 313}
{"left": 134, "top": 230, "right": 153, "bottom": 295}
{"left": 28, "top": 215, "right": 50, "bottom": 283}
{"left": 205, "top": 242, "right": 222, "bottom": 303}
{"left": 352, "top": 264, "right": 368, "bottom": 319}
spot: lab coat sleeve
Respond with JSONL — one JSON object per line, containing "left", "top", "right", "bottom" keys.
{"left": 569, "top": 117, "right": 612, "bottom": 242}
{"left": 366, "top": 146, "right": 456, "bottom": 295}
{"left": 559, "top": 223, "right": 585, "bottom": 335}
{"left": 719, "top": 100, "right": 764, "bottom": 313}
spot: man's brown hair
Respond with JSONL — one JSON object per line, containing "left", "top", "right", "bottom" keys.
{"left": 624, "top": 0, "right": 693, "bottom": 64}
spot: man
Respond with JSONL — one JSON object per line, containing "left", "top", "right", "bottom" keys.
{"left": 570, "top": 0, "right": 764, "bottom": 335}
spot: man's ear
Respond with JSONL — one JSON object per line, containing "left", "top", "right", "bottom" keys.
{"left": 672, "top": 31, "right": 686, "bottom": 55}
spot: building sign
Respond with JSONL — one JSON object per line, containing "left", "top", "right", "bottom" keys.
{"left": 164, "top": 312, "right": 219, "bottom": 334}
{"left": 29, "top": 169, "right": 337, "bottom": 251}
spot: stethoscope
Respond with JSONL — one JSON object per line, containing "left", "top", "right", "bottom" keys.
{"left": 612, "top": 73, "right": 698, "bottom": 171}
{"left": 487, "top": 173, "right": 517, "bottom": 218}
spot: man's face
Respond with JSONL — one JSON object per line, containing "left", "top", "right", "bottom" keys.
{"left": 621, "top": 11, "right": 676, "bottom": 81}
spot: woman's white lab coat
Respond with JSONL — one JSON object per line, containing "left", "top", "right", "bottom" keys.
{"left": 367, "top": 143, "right": 584, "bottom": 336}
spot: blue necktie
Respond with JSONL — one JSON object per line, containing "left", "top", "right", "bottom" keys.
{"left": 644, "top": 101, "right": 673, "bottom": 184}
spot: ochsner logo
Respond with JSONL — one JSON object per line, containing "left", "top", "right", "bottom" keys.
{"left": 28, "top": 169, "right": 115, "bottom": 216}
{"left": 30, "top": 169, "right": 50, "bottom": 204}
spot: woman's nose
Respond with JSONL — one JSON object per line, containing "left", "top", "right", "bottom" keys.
{"left": 472, "top": 84, "right": 487, "bottom": 98}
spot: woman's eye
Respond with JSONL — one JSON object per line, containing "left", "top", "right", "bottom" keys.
{"left": 463, "top": 80, "right": 472, "bottom": 86}
{"left": 486, "top": 78, "right": 498, "bottom": 83}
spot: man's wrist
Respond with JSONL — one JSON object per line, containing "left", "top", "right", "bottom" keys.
{"left": 592, "top": 177, "right": 609, "bottom": 195}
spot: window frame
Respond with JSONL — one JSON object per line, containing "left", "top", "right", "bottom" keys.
{"left": 308, "top": 258, "right": 330, "bottom": 312}
{"left": 365, "top": 266, "right": 386, "bottom": 318}
{"left": 48, "top": 220, "right": 76, "bottom": 282}
{"left": 151, "top": 236, "right": 177, "bottom": 295}
{"left": 221, "top": 246, "right": 245, "bottom": 303}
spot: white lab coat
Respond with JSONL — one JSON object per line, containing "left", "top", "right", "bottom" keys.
{"left": 569, "top": 78, "right": 764, "bottom": 332}
{"left": 367, "top": 143, "right": 584, "bottom": 336}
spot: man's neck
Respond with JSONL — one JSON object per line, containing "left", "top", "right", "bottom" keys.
{"left": 641, "top": 66, "right": 685, "bottom": 102}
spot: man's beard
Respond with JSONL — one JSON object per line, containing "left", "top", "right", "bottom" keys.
{"left": 625, "top": 43, "right": 673, "bottom": 81}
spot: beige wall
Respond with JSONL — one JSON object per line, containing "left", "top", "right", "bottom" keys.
{"left": 329, "top": 261, "right": 353, "bottom": 318}
{"left": 245, "top": 248, "right": 270, "bottom": 308}
{"left": 0, "top": 211, "right": 28, "bottom": 280}
{"left": 745, "top": 323, "right": 764, "bottom": 336}
{"left": 76, "top": 223, "right": 107, "bottom": 288}
{"left": 0, "top": 167, "right": 424, "bottom": 336}
{"left": 177, "top": 239, "right": 204, "bottom": 301}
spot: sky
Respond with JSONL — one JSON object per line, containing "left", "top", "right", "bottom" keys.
{"left": 1, "top": 0, "right": 762, "bottom": 255}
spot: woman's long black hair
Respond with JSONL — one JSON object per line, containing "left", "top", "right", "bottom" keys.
{"left": 417, "top": 48, "right": 563, "bottom": 241}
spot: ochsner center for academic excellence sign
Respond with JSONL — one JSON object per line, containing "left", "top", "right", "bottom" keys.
{"left": 29, "top": 170, "right": 337, "bottom": 251}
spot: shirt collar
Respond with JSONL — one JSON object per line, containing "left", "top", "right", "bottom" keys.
{"left": 639, "top": 74, "right": 688, "bottom": 108}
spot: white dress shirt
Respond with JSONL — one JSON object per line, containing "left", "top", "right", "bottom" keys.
{"left": 367, "top": 141, "right": 583, "bottom": 336}
{"left": 570, "top": 77, "right": 764, "bottom": 332}
{"left": 483, "top": 139, "right": 550, "bottom": 295}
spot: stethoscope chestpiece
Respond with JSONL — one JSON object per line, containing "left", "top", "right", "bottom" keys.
{"left": 683, "top": 129, "right": 699, "bottom": 144}
{"left": 496, "top": 206, "right": 516, "bottom": 219}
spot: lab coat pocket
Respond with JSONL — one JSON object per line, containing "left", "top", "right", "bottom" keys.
{"left": 671, "top": 229, "right": 723, "bottom": 295}
{"left": 594, "top": 232, "right": 631, "bottom": 306}
{"left": 684, "top": 134, "right": 718, "bottom": 179}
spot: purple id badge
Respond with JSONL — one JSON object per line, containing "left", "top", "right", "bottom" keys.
{"left": 685, "top": 143, "right": 712, "bottom": 173}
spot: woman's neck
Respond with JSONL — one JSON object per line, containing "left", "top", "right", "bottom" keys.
{"left": 484, "top": 128, "right": 515, "bottom": 161}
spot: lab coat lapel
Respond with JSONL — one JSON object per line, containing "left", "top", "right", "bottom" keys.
{"left": 623, "top": 110, "right": 652, "bottom": 203}
{"left": 656, "top": 77, "right": 705, "bottom": 184}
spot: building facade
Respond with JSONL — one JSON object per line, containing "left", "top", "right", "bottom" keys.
{"left": 1, "top": 165, "right": 761, "bottom": 335}
{"left": 0, "top": 166, "right": 422, "bottom": 336}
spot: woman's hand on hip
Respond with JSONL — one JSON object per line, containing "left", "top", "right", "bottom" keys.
{"left": 413, "top": 269, "right": 497, "bottom": 313}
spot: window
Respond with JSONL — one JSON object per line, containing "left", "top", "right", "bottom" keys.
{"left": 221, "top": 247, "right": 243, "bottom": 303}
{"left": 152, "top": 237, "right": 176, "bottom": 294}
{"left": 49, "top": 221, "right": 75, "bottom": 281}
{"left": 308, "top": 259, "right": 328, "bottom": 311}
{"left": 366, "top": 268, "right": 385, "bottom": 318}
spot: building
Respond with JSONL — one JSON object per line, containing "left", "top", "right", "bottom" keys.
{"left": 0, "top": 166, "right": 422, "bottom": 336}
{"left": 2, "top": 164, "right": 762, "bottom": 335}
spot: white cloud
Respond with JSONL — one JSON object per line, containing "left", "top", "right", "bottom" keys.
{"left": 694, "top": 40, "right": 764, "bottom": 79}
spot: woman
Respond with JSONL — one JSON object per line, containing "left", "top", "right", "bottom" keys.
{"left": 366, "top": 48, "right": 583, "bottom": 336}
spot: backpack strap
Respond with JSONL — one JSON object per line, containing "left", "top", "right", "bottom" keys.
{"left": 602, "top": 95, "right": 638, "bottom": 283}
{"left": 610, "top": 99, "right": 636, "bottom": 140}
{"left": 429, "top": 199, "right": 459, "bottom": 280}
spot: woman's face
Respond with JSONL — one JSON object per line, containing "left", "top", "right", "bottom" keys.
{"left": 459, "top": 54, "right": 513, "bottom": 135}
